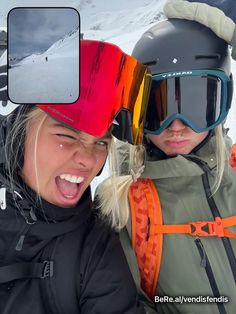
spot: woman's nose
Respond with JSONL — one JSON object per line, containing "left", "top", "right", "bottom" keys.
{"left": 73, "top": 144, "right": 97, "bottom": 169}
{"left": 167, "top": 119, "right": 186, "bottom": 132}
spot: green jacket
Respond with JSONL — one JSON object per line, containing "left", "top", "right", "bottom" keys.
{"left": 119, "top": 136, "right": 236, "bottom": 314}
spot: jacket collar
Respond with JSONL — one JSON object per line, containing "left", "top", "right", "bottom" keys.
{"left": 142, "top": 135, "right": 231, "bottom": 180}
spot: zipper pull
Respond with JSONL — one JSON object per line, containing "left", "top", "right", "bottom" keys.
{"left": 0, "top": 187, "right": 6, "bottom": 210}
{"left": 195, "top": 238, "right": 207, "bottom": 268}
{"left": 15, "top": 223, "right": 32, "bottom": 251}
{"left": 15, "top": 235, "right": 25, "bottom": 251}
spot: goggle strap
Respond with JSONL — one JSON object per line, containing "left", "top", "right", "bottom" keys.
{"left": 227, "top": 75, "right": 233, "bottom": 110}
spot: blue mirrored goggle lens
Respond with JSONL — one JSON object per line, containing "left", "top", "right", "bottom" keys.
{"left": 144, "top": 73, "right": 225, "bottom": 133}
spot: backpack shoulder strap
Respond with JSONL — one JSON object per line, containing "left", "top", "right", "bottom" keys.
{"left": 229, "top": 143, "right": 236, "bottom": 170}
{"left": 128, "top": 178, "right": 163, "bottom": 300}
{"left": 0, "top": 260, "right": 53, "bottom": 283}
{"left": 40, "top": 219, "right": 93, "bottom": 314}
{"left": 40, "top": 232, "right": 80, "bottom": 314}
{"left": 128, "top": 175, "right": 236, "bottom": 300}
{"left": 0, "top": 225, "right": 87, "bottom": 314}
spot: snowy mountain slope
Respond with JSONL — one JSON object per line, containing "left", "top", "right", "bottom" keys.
{"left": 8, "top": 26, "right": 79, "bottom": 103}
{"left": 17, "top": 26, "right": 80, "bottom": 65}
{"left": 78, "top": 0, "right": 165, "bottom": 53}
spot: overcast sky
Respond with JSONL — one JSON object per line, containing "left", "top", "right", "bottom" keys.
{"left": 1, "top": 0, "right": 79, "bottom": 13}
{"left": 8, "top": 7, "right": 79, "bottom": 59}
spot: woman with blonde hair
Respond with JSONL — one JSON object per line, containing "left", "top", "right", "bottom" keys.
{"left": 98, "top": 16, "right": 236, "bottom": 314}
{"left": 0, "top": 40, "right": 151, "bottom": 314}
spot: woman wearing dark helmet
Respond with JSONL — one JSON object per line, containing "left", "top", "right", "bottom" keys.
{"left": 0, "top": 40, "right": 151, "bottom": 314}
{"left": 99, "top": 15, "right": 236, "bottom": 314}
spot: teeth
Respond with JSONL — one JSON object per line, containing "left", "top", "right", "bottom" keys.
{"left": 64, "top": 195, "right": 74, "bottom": 199}
{"left": 60, "top": 174, "right": 84, "bottom": 184}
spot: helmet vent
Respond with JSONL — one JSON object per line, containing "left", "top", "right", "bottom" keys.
{"left": 195, "top": 54, "right": 221, "bottom": 60}
{"left": 143, "top": 60, "right": 157, "bottom": 66}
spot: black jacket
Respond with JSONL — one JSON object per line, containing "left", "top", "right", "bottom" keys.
{"left": 0, "top": 178, "right": 144, "bottom": 314}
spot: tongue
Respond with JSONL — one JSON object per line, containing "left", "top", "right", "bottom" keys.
{"left": 56, "top": 177, "right": 78, "bottom": 198}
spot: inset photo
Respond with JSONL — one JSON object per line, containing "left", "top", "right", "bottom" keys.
{"left": 8, "top": 7, "right": 80, "bottom": 104}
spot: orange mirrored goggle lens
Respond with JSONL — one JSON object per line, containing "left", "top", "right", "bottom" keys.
{"left": 38, "top": 40, "right": 151, "bottom": 144}
{"left": 112, "top": 66, "right": 152, "bottom": 145}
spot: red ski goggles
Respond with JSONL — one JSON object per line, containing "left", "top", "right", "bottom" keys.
{"left": 38, "top": 40, "right": 151, "bottom": 145}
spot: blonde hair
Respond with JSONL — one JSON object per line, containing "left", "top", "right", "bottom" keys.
{"left": 27, "top": 110, "right": 47, "bottom": 195}
{"left": 4, "top": 107, "right": 47, "bottom": 205}
{"left": 213, "top": 125, "right": 230, "bottom": 193}
{"left": 97, "top": 141, "right": 145, "bottom": 230}
{"left": 97, "top": 125, "right": 229, "bottom": 230}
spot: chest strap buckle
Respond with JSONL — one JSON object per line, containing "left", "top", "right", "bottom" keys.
{"left": 190, "top": 217, "right": 224, "bottom": 237}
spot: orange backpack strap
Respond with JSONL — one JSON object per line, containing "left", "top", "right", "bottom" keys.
{"left": 229, "top": 144, "right": 236, "bottom": 170}
{"left": 129, "top": 178, "right": 236, "bottom": 300}
{"left": 151, "top": 216, "right": 236, "bottom": 238}
{"left": 128, "top": 178, "right": 163, "bottom": 300}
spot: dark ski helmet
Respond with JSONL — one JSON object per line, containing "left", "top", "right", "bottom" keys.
{"left": 132, "top": 18, "right": 231, "bottom": 75}
{"left": 132, "top": 19, "right": 233, "bottom": 134}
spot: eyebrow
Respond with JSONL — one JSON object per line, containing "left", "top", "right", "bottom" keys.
{"left": 52, "top": 122, "right": 112, "bottom": 140}
{"left": 52, "top": 122, "right": 78, "bottom": 133}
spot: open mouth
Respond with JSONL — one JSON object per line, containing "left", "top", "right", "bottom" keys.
{"left": 55, "top": 174, "right": 84, "bottom": 200}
